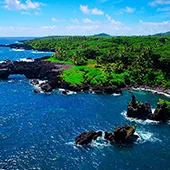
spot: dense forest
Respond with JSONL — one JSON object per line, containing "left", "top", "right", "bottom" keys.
{"left": 24, "top": 36, "right": 170, "bottom": 88}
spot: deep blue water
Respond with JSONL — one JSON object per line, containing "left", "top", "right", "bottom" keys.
{"left": 0, "top": 38, "right": 170, "bottom": 170}
{"left": 0, "top": 37, "right": 53, "bottom": 61}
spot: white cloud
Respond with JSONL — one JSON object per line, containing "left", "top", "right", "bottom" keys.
{"left": 41, "top": 25, "right": 56, "bottom": 29}
{"left": 4, "top": 0, "right": 43, "bottom": 10}
{"left": 82, "top": 18, "right": 101, "bottom": 25}
{"left": 132, "top": 20, "right": 170, "bottom": 35}
{"left": 148, "top": 0, "right": 170, "bottom": 7}
{"left": 1, "top": 21, "right": 170, "bottom": 36}
{"left": 118, "top": 6, "right": 135, "bottom": 14}
{"left": 21, "top": 11, "right": 40, "bottom": 15}
{"left": 71, "top": 19, "right": 80, "bottom": 24}
{"left": 106, "top": 14, "right": 122, "bottom": 25}
{"left": 34, "top": 11, "right": 41, "bottom": 15}
{"left": 80, "top": 5, "right": 90, "bottom": 14}
{"left": 21, "top": 11, "right": 31, "bottom": 15}
{"left": 66, "top": 25, "right": 100, "bottom": 31}
{"left": 123, "top": 6, "right": 135, "bottom": 13}
{"left": 52, "top": 18, "right": 57, "bottom": 22}
{"left": 139, "top": 20, "right": 170, "bottom": 26}
{"left": 82, "top": 18, "right": 93, "bottom": 24}
{"left": 80, "top": 5, "right": 104, "bottom": 15}
{"left": 91, "top": 8, "right": 104, "bottom": 15}
{"left": 52, "top": 18, "right": 66, "bottom": 22}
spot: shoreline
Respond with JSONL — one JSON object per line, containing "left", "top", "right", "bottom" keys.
{"left": 125, "top": 86, "right": 170, "bottom": 98}
{"left": 1, "top": 41, "right": 170, "bottom": 97}
{"left": 0, "top": 43, "right": 55, "bottom": 53}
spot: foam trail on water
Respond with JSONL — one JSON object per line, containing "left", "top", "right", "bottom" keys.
{"left": 58, "top": 88, "right": 77, "bottom": 95}
{"left": 90, "top": 137, "right": 111, "bottom": 148}
{"left": 32, "top": 51, "right": 45, "bottom": 54}
{"left": 135, "top": 130, "right": 162, "bottom": 144}
{"left": 113, "top": 93, "right": 121, "bottom": 97}
{"left": 121, "top": 111, "right": 159, "bottom": 125}
{"left": 8, "top": 80, "right": 14, "bottom": 83}
{"left": 133, "top": 87, "right": 170, "bottom": 98}
{"left": 11, "top": 49, "right": 25, "bottom": 52}
{"left": 66, "top": 131, "right": 111, "bottom": 149}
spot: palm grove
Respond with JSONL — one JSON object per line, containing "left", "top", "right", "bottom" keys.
{"left": 24, "top": 36, "right": 170, "bottom": 88}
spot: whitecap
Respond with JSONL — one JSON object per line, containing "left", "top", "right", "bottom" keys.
{"left": 90, "top": 137, "right": 111, "bottom": 148}
{"left": 29, "top": 79, "right": 48, "bottom": 93}
{"left": 32, "top": 51, "right": 45, "bottom": 54}
{"left": 113, "top": 93, "right": 121, "bottom": 96}
{"left": 11, "top": 48, "right": 25, "bottom": 52}
{"left": 8, "top": 80, "right": 14, "bottom": 83}
{"left": 38, "top": 80, "right": 48, "bottom": 85}
{"left": 135, "top": 130, "right": 162, "bottom": 144}
{"left": 133, "top": 87, "right": 170, "bottom": 98}
{"left": 18, "top": 58, "right": 34, "bottom": 62}
{"left": 66, "top": 131, "right": 111, "bottom": 149}
{"left": 58, "top": 88, "right": 77, "bottom": 95}
{"left": 121, "top": 111, "right": 159, "bottom": 125}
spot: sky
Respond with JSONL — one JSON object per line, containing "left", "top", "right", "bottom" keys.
{"left": 0, "top": 0, "right": 170, "bottom": 36}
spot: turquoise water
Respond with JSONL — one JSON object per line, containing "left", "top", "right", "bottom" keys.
{"left": 0, "top": 38, "right": 170, "bottom": 170}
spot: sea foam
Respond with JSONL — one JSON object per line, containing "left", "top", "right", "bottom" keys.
{"left": 121, "top": 111, "right": 159, "bottom": 125}
{"left": 113, "top": 93, "right": 121, "bottom": 97}
{"left": 58, "top": 88, "right": 77, "bottom": 95}
{"left": 18, "top": 58, "right": 34, "bottom": 62}
{"left": 135, "top": 130, "right": 162, "bottom": 144}
{"left": 11, "top": 49, "right": 25, "bottom": 52}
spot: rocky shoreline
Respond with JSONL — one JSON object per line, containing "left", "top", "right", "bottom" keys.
{"left": 1, "top": 43, "right": 170, "bottom": 97}
{"left": 124, "top": 85, "right": 170, "bottom": 98}
{"left": 0, "top": 43, "right": 55, "bottom": 52}
{"left": 0, "top": 58, "right": 122, "bottom": 94}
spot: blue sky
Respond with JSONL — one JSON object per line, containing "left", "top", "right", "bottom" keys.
{"left": 0, "top": 0, "right": 170, "bottom": 36}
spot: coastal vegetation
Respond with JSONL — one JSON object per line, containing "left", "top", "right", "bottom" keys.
{"left": 23, "top": 36, "right": 170, "bottom": 88}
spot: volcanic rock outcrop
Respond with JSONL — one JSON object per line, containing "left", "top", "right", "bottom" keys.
{"left": 127, "top": 94, "right": 152, "bottom": 120}
{"left": 127, "top": 94, "right": 170, "bottom": 122}
{"left": 75, "top": 126, "right": 138, "bottom": 146}
{"left": 0, "top": 59, "right": 71, "bottom": 92}
{"left": 150, "top": 99, "right": 170, "bottom": 121}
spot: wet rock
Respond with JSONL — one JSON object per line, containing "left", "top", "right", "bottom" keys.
{"left": 92, "top": 86, "right": 122, "bottom": 94}
{"left": 92, "top": 86, "right": 103, "bottom": 94}
{"left": 0, "top": 59, "right": 72, "bottom": 92}
{"left": 61, "top": 89, "right": 69, "bottom": 95}
{"left": 40, "top": 83, "right": 53, "bottom": 93}
{"left": 105, "top": 126, "right": 138, "bottom": 144}
{"left": 127, "top": 94, "right": 152, "bottom": 120}
{"left": 82, "top": 85, "right": 90, "bottom": 92}
{"left": 76, "top": 126, "right": 138, "bottom": 146}
{"left": 30, "top": 79, "right": 39, "bottom": 86}
{"left": 104, "top": 132, "right": 115, "bottom": 142}
{"left": 103, "top": 87, "right": 122, "bottom": 95}
{"left": 34, "top": 89, "right": 40, "bottom": 94}
{"left": 113, "top": 126, "right": 138, "bottom": 143}
{"left": 150, "top": 99, "right": 170, "bottom": 121}
{"left": 75, "top": 131, "right": 102, "bottom": 146}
